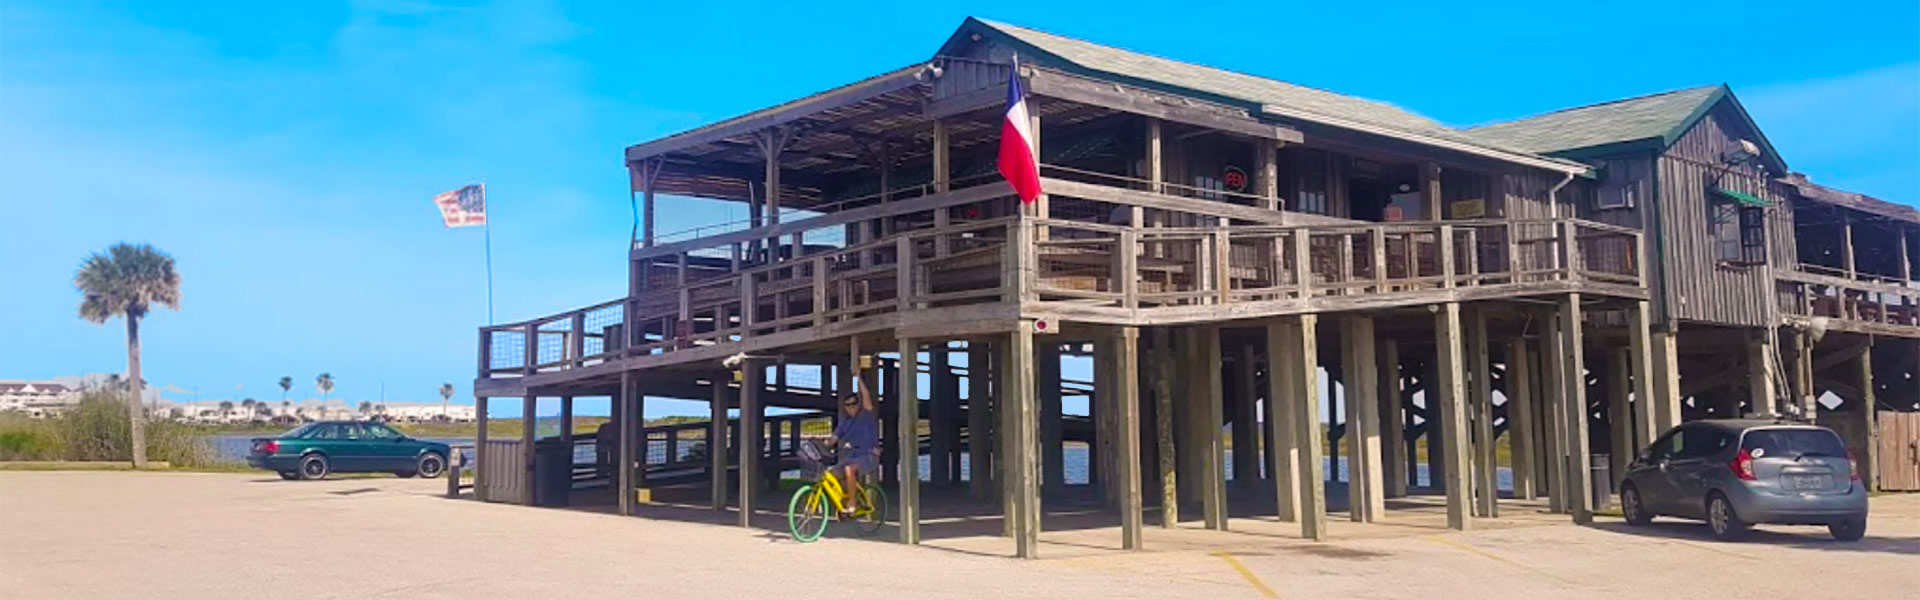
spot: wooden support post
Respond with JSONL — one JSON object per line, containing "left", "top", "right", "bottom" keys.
{"left": 1151, "top": 329, "right": 1179, "bottom": 526}
{"left": 1541, "top": 312, "right": 1568, "bottom": 513}
{"left": 1007, "top": 322, "right": 1041, "bottom": 558}
{"left": 1467, "top": 309, "right": 1496, "bottom": 518}
{"left": 1380, "top": 338, "right": 1408, "bottom": 498}
{"left": 1434, "top": 303, "right": 1472, "bottom": 530}
{"left": 931, "top": 345, "right": 953, "bottom": 487}
{"left": 710, "top": 379, "right": 728, "bottom": 511}
{"left": 969, "top": 344, "right": 994, "bottom": 499}
{"left": 628, "top": 383, "right": 647, "bottom": 501}
{"left": 1177, "top": 330, "right": 1204, "bottom": 507}
{"left": 1093, "top": 339, "right": 1115, "bottom": 507}
{"left": 1030, "top": 111, "right": 1048, "bottom": 240}
{"left": 1286, "top": 315, "right": 1327, "bottom": 540}
{"left": 1426, "top": 353, "right": 1445, "bottom": 492}
{"left": 1234, "top": 344, "right": 1260, "bottom": 489}
{"left": 1558, "top": 294, "right": 1593, "bottom": 524}
{"left": 738, "top": 365, "right": 760, "bottom": 528}
{"left": 1115, "top": 326, "right": 1145, "bottom": 550}
{"left": 1788, "top": 332, "right": 1815, "bottom": 422}
{"left": 1626, "top": 302, "right": 1659, "bottom": 448}
{"left": 1857, "top": 341, "right": 1878, "bottom": 492}
{"left": 521, "top": 394, "right": 537, "bottom": 506}
{"left": 881, "top": 361, "right": 898, "bottom": 487}
{"left": 1842, "top": 213, "right": 1857, "bottom": 280}
{"left": 1507, "top": 338, "right": 1537, "bottom": 500}
{"left": 1266, "top": 321, "right": 1300, "bottom": 521}
{"left": 1201, "top": 327, "right": 1228, "bottom": 531}
{"left": 1345, "top": 316, "right": 1385, "bottom": 522}
{"left": 1142, "top": 117, "right": 1161, "bottom": 225}
{"left": 1607, "top": 348, "right": 1632, "bottom": 493}
{"left": 474, "top": 395, "right": 489, "bottom": 502}
{"left": 1039, "top": 343, "right": 1065, "bottom": 500}
{"left": 897, "top": 337, "right": 922, "bottom": 545}
{"left": 1650, "top": 327, "right": 1683, "bottom": 433}
{"left": 1749, "top": 330, "right": 1778, "bottom": 417}
{"left": 933, "top": 119, "right": 952, "bottom": 256}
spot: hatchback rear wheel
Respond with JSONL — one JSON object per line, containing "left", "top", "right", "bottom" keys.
{"left": 1621, "top": 484, "right": 1652, "bottom": 526}
{"left": 1706, "top": 494, "right": 1747, "bottom": 541}
{"left": 1828, "top": 518, "right": 1866, "bottom": 542}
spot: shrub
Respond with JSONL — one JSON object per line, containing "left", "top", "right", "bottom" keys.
{"left": 0, "top": 389, "right": 218, "bottom": 467}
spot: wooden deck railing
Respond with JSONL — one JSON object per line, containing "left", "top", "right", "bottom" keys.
{"left": 1776, "top": 268, "right": 1920, "bottom": 331}
{"left": 481, "top": 211, "right": 1639, "bottom": 379}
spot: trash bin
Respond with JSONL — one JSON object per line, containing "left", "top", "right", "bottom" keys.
{"left": 1590, "top": 454, "right": 1612, "bottom": 509}
{"left": 533, "top": 438, "right": 573, "bottom": 507}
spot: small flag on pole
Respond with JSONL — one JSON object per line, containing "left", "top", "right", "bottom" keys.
{"left": 433, "top": 184, "right": 487, "bottom": 228}
{"left": 997, "top": 59, "right": 1043, "bottom": 204}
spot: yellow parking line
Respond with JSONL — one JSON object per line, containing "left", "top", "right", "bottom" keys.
{"left": 1209, "top": 550, "right": 1279, "bottom": 599}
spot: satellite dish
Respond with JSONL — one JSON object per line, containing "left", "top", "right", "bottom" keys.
{"left": 1807, "top": 317, "right": 1831, "bottom": 343}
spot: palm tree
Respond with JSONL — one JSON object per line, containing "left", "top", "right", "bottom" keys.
{"left": 241, "top": 398, "right": 257, "bottom": 421}
{"left": 218, "top": 400, "right": 235, "bottom": 418}
{"left": 277, "top": 376, "right": 292, "bottom": 403}
{"left": 281, "top": 399, "right": 291, "bottom": 417}
{"left": 357, "top": 400, "right": 373, "bottom": 417}
{"left": 75, "top": 242, "right": 181, "bottom": 468}
{"left": 438, "top": 383, "right": 455, "bottom": 422}
{"left": 316, "top": 373, "right": 334, "bottom": 401}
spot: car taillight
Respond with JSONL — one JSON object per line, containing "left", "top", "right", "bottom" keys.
{"left": 1847, "top": 449, "right": 1860, "bottom": 482}
{"left": 262, "top": 440, "right": 279, "bottom": 454}
{"left": 1730, "top": 448, "right": 1757, "bottom": 480}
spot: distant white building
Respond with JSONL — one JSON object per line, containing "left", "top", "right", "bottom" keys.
{"left": 162, "top": 399, "right": 475, "bottom": 424}
{"left": 0, "top": 381, "right": 80, "bottom": 418}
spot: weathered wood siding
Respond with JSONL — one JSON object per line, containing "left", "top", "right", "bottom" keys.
{"left": 1653, "top": 101, "right": 1796, "bottom": 328}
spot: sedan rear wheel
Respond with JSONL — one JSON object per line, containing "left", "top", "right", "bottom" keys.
{"left": 298, "top": 454, "right": 331, "bottom": 481}
{"left": 1706, "top": 494, "right": 1747, "bottom": 541}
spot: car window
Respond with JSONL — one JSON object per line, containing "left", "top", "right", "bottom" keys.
{"left": 1649, "top": 429, "right": 1683, "bottom": 460}
{"left": 341, "top": 424, "right": 367, "bottom": 440}
{"left": 364, "top": 423, "right": 402, "bottom": 440}
{"left": 1742, "top": 429, "right": 1846, "bottom": 458}
{"left": 1677, "top": 427, "right": 1732, "bottom": 459}
{"left": 308, "top": 424, "right": 341, "bottom": 440}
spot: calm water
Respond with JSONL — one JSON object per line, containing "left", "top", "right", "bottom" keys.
{"left": 210, "top": 436, "right": 1513, "bottom": 491}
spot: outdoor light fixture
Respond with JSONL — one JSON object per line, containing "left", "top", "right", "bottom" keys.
{"left": 1722, "top": 139, "right": 1761, "bottom": 166}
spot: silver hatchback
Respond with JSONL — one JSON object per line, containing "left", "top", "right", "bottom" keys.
{"left": 1619, "top": 419, "right": 1868, "bottom": 541}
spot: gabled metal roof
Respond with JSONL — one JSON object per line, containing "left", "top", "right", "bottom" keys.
{"left": 1467, "top": 84, "right": 1788, "bottom": 173}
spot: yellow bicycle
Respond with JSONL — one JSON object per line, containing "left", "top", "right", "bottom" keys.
{"left": 787, "top": 439, "right": 886, "bottom": 542}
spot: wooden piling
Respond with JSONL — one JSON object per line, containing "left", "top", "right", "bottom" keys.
{"left": 1115, "top": 326, "right": 1145, "bottom": 550}
{"left": 1434, "top": 303, "right": 1472, "bottom": 530}
{"left": 897, "top": 337, "right": 922, "bottom": 545}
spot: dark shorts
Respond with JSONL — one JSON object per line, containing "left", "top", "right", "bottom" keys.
{"left": 835, "top": 451, "right": 877, "bottom": 476}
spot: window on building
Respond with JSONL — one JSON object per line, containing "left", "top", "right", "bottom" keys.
{"left": 1710, "top": 188, "right": 1767, "bottom": 266}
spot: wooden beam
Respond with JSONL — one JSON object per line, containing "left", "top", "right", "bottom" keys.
{"left": 1286, "top": 315, "right": 1327, "bottom": 540}
{"left": 474, "top": 395, "right": 489, "bottom": 502}
{"left": 738, "top": 364, "right": 760, "bottom": 528}
{"left": 1233, "top": 344, "right": 1260, "bottom": 491}
{"left": 1626, "top": 302, "right": 1659, "bottom": 449}
{"left": 1379, "top": 338, "right": 1408, "bottom": 498}
{"left": 1467, "top": 308, "right": 1496, "bottom": 518}
{"left": 1650, "top": 328, "right": 1683, "bottom": 433}
{"left": 522, "top": 394, "right": 537, "bottom": 506}
{"left": 710, "top": 379, "right": 728, "bottom": 511}
{"left": 1558, "top": 294, "right": 1593, "bottom": 524}
{"left": 896, "top": 337, "right": 921, "bottom": 544}
{"left": 1201, "top": 326, "right": 1228, "bottom": 531}
{"left": 1115, "top": 326, "right": 1144, "bottom": 550}
{"left": 1607, "top": 348, "right": 1632, "bottom": 491}
{"left": 1152, "top": 328, "right": 1180, "bottom": 527}
{"left": 1345, "top": 316, "right": 1385, "bottom": 522}
{"left": 1749, "top": 330, "right": 1778, "bottom": 417}
{"left": 1265, "top": 320, "right": 1300, "bottom": 521}
{"left": 969, "top": 344, "right": 994, "bottom": 500}
{"left": 1007, "top": 321, "right": 1041, "bottom": 558}
{"left": 1433, "top": 303, "right": 1472, "bottom": 530}
{"left": 1506, "top": 338, "right": 1536, "bottom": 500}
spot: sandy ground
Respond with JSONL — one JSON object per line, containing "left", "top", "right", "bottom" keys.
{"left": 1, "top": 471, "right": 1916, "bottom": 599}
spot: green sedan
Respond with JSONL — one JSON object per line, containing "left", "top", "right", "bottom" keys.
{"left": 248, "top": 421, "right": 450, "bottom": 481}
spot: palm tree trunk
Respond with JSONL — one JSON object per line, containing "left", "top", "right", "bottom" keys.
{"left": 126, "top": 316, "right": 148, "bottom": 468}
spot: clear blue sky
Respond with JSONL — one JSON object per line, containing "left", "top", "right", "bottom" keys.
{"left": 3, "top": 0, "right": 1915, "bottom": 418}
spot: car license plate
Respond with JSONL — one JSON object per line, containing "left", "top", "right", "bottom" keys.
{"left": 1787, "top": 475, "right": 1830, "bottom": 490}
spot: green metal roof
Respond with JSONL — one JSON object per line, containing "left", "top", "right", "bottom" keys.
{"left": 1715, "top": 187, "right": 1770, "bottom": 207}
{"left": 956, "top": 19, "right": 1584, "bottom": 172}
{"left": 1468, "top": 86, "right": 1723, "bottom": 154}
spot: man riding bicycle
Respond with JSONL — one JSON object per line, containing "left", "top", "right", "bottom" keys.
{"left": 824, "top": 364, "right": 879, "bottom": 516}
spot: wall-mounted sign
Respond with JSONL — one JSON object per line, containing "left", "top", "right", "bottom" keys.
{"left": 1222, "top": 165, "right": 1248, "bottom": 193}
{"left": 1451, "top": 198, "right": 1487, "bottom": 219}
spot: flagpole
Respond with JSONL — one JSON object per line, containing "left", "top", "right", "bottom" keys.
{"left": 483, "top": 182, "right": 495, "bottom": 326}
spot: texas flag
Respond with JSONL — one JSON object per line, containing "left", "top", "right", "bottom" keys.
{"left": 997, "top": 60, "right": 1043, "bottom": 203}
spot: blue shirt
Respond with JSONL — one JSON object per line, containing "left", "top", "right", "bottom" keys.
{"left": 833, "top": 410, "right": 879, "bottom": 456}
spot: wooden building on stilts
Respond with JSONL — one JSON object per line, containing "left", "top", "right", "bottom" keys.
{"left": 462, "top": 18, "right": 1920, "bottom": 558}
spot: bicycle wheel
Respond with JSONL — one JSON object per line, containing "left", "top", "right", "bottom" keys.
{"left": 787, "top": 484, "right": 830, "bottom": 543}
{"left": 854, "top": 484, "right": 888, "bottom": 537}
